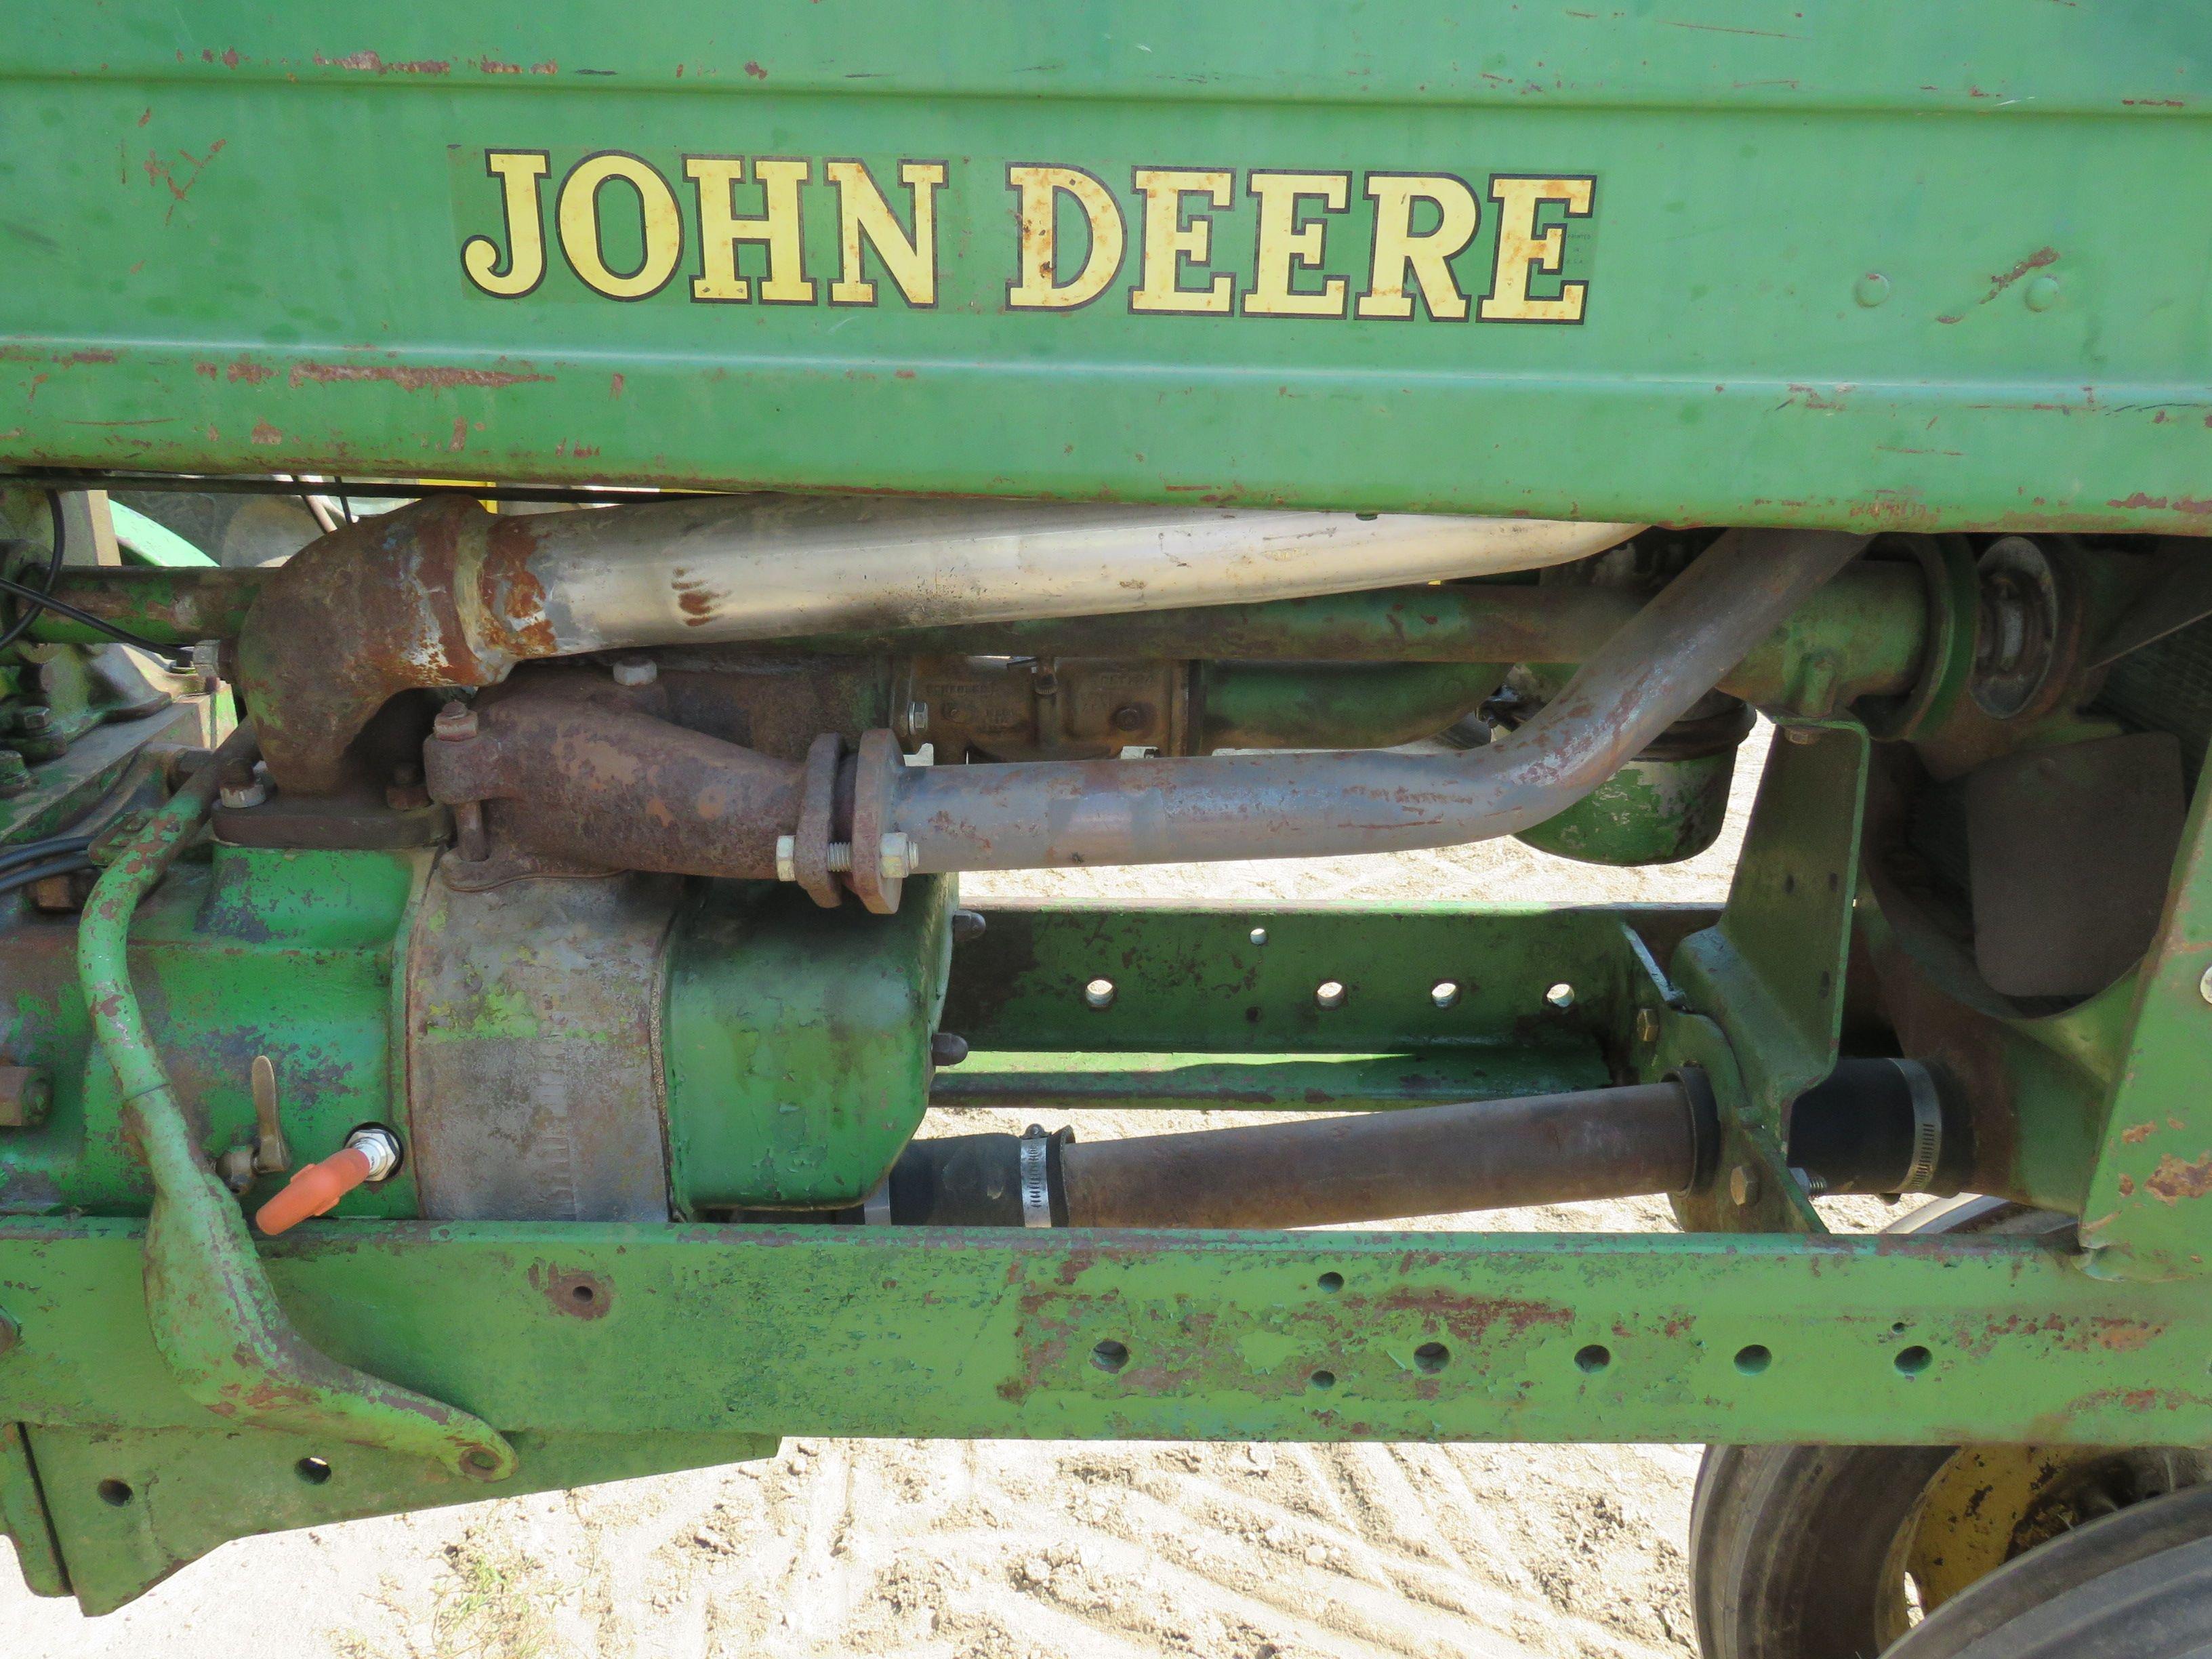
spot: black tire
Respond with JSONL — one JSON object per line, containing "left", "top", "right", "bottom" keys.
{"left": 1887, "top": 1483, "right": 2212, "bottom": 1658}
{"left": 1690, "top": 1199, "right": 2074, "bottom": 1659}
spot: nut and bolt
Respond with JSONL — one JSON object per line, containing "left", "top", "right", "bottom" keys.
{"left": 1783, "top": 725, "right": 1820, "bottom": 746}
{"left": 1728, "top": 1164, "right": 1761, "bottom": 1208}
{"left": 950, "top": 908, "right": 987, "bottom": 944}
{"left": 2198, "top": 963, "right": 2212, "bottom": 1007}
{"left": 433, "top": 701, "right": 479, "bottom": 742}
{"left": 1111, "top": 703, "right": 1149, "bottom": 734}
{"left": 218, "top": 759, "right": 270, "bottom": 811}
{"left": 773, "top": 834, "right": 918, "bottom": 883}
{"left": 611, "top": 657, "right": 658, "bottom": 688}
{"left": 189, "top": 640, "right": 224, "bottom": 690}
{"left": 0, "top": 751, "right": 30, "bottom": 799}
{"left": 16, "top": 708, "right": 52, "bottom": 738}
{"left": 905, "top": 699, "right": 930, "bottom": 737}
{"left": 1634, "top": 1008, "right": 1661, "bottom": 1045}
{"left": 878, "top": 832, "right": 915, "bottom": 880}
{"left": 929, "top": 1031, "right": 970, "bottom": 1069}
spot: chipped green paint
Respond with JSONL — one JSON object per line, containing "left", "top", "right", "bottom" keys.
{"left": 71, "top": 727, "right": 514, "bottom": 1483}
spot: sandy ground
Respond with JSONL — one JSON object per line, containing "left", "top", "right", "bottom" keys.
{"left": 5, "top": 728, "right": 1887, "bottom": 1658}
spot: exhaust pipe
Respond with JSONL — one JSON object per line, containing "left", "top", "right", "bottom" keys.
{"left": 422, "top": 527, "right": 1868, "bottom": 886}
{"left": 237, "top": 493, "right": 1637, "bottom": 793}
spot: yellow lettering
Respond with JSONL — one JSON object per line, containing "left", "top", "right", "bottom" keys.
{"left": 1130, "top": 167, "right": 1233, "bottom": 314}
{"left": 462, "top": 150, "right": 550, "bottom": 298}
{"left": 1243, "top": 171, "right": 1351, "bottom": 319}
{"left": 1357, "top": 173, "right": 1479, "bottom": 322}
{"left": 1479, "top": 176, "right": 1595, "bottom": 323}
{"left": 825, "top": 159, "right": 945, "bottom": 307}
{"left": 1006, "top": 165, "right": 1125, "bottom": 310}
{"left": 687, "top": 156, "right": 815, "bottom": 304}
{"left": 555, "top": 152, "right": 682, "bottom": 301}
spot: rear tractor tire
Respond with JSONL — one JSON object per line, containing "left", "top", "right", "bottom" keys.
{"left": 1688, "top": 1197, "right": 2212, "bottom": 1659}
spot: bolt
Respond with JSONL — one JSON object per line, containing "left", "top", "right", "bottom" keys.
{"left": 434, "top": 701, "right": 479, "bottom": 741}
{"left": 453, "top": 800, "right": 489, "bottom": 862}
{"left": 189, "top": 640, "right": 223, "bottom": 690}
{"left": 878, "top": 834, "right": 916, "bottom": 880}
{"left": 1111, "top": 703, "right": 1149, "bottom": 734}
{"left": 1784, "top": 725, "right": 1820, "bottom": 745}
{"left": 1634, "top": 1008, "right": 1661, "bottom": 1045}
{"left": 219, "top": 760, "right": 269, "bottom": 810}
{"left": 930, "top": 1031, "right": 970, "bottom": 1069}
{"left": 949, "top": 908, "right": 987, "bottom": 944}
{"left": 0, "top": 751, "right": 30, "bottom": 798}
{"left": 0, "top": 1308, "right": 17, "bottom": 1359}
{"left": 1729, "top": 1164, "right": 1761, "bottom": 1208}
{"left": 611, "top": 657, "right": 657, "bottom": 688}
{"left": 2198, "top": 963, "right": 2212, "bottom": 1006}
{"left": 775, "top": 834, "right": 798, "bottom": 883}
{"left": 346, "top": 1124, "right": 404, "bottom": 1183}
{"left": 16, "top": 708, "right": 52, "bottom": 737}
{"left": 905, "top": 699, "right": 929, "bottom": 737}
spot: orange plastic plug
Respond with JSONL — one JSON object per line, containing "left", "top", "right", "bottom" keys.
{"left": 254, "top": 1145, "right": 373, "bottom": 1236}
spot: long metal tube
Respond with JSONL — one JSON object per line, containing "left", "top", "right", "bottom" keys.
{"left": 890, "top": 527, "right": 1868, "bottom": 872}
{"left": 512, "top": 495, "right": 1641, "bottom": 649}
{"left": 1057, "top": 1084, "right": 1701, "bottom": 1228}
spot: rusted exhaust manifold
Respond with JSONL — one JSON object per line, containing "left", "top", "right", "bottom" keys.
{"left": 240, "top": 493, "right": 1636, "bottom": 794}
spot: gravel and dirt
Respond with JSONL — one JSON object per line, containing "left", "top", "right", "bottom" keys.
{"left": 5, "top": 726, "right": 1887, "bottom": 1658}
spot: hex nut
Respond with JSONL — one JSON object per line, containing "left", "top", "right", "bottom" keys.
{"left": 879, "top": 832, "right": 915, "bottom": 880}
{"left": 611, "top": 657, "right": 658, "bottom": 688}
{"left": 1729, "top": 1164, "right": 1761, "bottom": 1208}
{"left": 433, "top": 701, "right": 479, "bottom": 742}
{"left": 1635, "top": 1008, "right": 1662, "bottom": 1045}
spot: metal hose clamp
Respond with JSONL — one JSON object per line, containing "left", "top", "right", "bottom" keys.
{"left": 1018, "top": 1123, "right": 1054, "bottom": 1229}
{"left": 1896, "top": 1059, "right": 1944, "bottom": 1193}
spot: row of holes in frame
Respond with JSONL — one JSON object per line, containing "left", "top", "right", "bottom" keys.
{"left": 1087, "top": 1275, "right": 1938, "bottom": 1382}
{"left": 1082, "top": 972, "right": 1579, "bottom": 1013}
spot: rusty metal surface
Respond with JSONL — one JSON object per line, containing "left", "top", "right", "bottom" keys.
{"left": 421, "top": 675, "right": 802, "bottom": 881}
{"left": 1059, "top": 1084, "right": 1698, "bottom": 1228}
{"left": 406, "top": 864, "right": 680, "bottom": 1223}
{"left": 890, "top": 529, "right": 1870, "bottom": 872}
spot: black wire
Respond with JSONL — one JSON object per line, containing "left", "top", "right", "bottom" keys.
{"left": 0, "top": 491, "right": 65, "bottom": 653}
{"left": 0, "top": 573, "right": 191, "bottom": 663}
{"left": 0, "top": 855, "right": 94, "bottom": 900}
{"left": 0, "top": 836, "right": 92, "bottom": 875}
{"left": 333, "top": 478, "right": 356, "bottom": 525}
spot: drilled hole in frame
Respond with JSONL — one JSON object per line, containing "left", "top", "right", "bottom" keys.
{"left": 1316, "top": 1271, "right": 1345, "bottom": 1293}
{"left": 97, "top": 1479, "right": 133, "bottom": 1507}
{"left": 1575, "top": 1344, "right": 1612, "bottom": 1374}
{"left": 1309, "top": 1369, "right": 1337, "bottom": 1391}
{"left": 1895, "top": 1345, "right": 1933, "bottom": 1376}
{"left": 1734, "top": 1344, "right": 1772, "bottom": 1376}
{"left": 1092, "top": 1338, "right": 1130, "bottom": 1373}
{"left": 1414, "top": 1343, "right": 1450, "bottom": 1375}
{"left": 295, "top": 1456, "right": 332, "bottom": 1486}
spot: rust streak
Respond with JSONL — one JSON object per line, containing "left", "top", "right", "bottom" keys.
{"left": 288, "top": 361, "right": 553, "bottom": 392}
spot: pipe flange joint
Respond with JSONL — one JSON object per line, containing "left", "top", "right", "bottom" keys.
{"left": 790, "top": 732, "right": 845, "bottom": 910}
{"left": 846, "top": 729, "right": 905, "bottom": 916}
